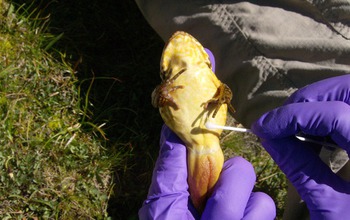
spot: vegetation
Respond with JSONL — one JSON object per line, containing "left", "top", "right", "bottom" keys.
{"left": 1, "top": 0, "right": 287, "bottom": 219}
{"left": 0, "top": 2, "right": 112, "bottom": 219}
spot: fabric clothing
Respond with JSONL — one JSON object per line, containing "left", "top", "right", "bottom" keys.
{"left": 136, "top": 1, "right": 350, "bottom": 219}
{"left": 136, "top": 0, "right": 350, "bottom": 127}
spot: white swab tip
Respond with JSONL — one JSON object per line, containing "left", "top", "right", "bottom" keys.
{"left": 205, "top": 121, "right": 251, "bottom": 133}
{"left": 205, "top": 122, "right": 216, "bottom": 129}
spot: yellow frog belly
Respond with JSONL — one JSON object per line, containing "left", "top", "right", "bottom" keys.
{"left": 152, "top": 31, "right": 234, "bottom": 212}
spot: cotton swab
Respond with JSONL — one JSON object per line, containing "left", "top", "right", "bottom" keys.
{"left": 205, "top": 122, "right": 251, "bottom": 133}
{"left": 205, "top": 122, "right": 338, "bottom": 148}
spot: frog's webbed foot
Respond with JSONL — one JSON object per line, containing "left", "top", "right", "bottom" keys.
{"left": 202, "top": 83, "right": 235, "bottom": 118}
{"left": 151, "top": 68, "right": 186, "bottom": 110}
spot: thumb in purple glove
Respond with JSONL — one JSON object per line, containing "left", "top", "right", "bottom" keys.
{"left": 138, "top": 125, "right": 195, "bottom": 220}
{"left": 202, "top": 157, "right": 276, "bottom": 220}
{"left": 252, "top": 75, "right": 350, "bottom": 219}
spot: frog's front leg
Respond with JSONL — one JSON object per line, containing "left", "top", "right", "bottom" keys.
{"left": 203, "top": 83, "right": 235, "bottom": 118}
{"left": 151, "top": 69, "right": 186, "bottom": 110}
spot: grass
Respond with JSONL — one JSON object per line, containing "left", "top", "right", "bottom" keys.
{"left": 221, "top": 126, "right": 287, "bottom": 218}
{"left": 0, "top": 1, "right": 113, "bottom": 218}
{"left": 2, "top": 0, "right": 287, "bottom": 219}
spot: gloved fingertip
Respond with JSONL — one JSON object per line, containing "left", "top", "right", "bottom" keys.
{"left": 222, "top": 156, "right": 256, "bottom": 185}
{"left": 250, "top": 114, "right": 270, "bottom": 138}
{"left": 204, "top": 48, "right": 215, "bottom": 72}
{"left": 202, "top": 157, "right": 257, "bottom": 219}
{"left": 244, "top": 192, "right": 276, "bottom": 220}
{"left": 285, "top": 75, "right": 350, "bottom": 105}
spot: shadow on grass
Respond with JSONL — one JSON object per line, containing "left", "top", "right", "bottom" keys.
{"left": 11, "top": 0, "right": 164, "bottom": 219}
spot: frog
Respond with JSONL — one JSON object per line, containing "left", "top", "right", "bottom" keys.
{"left": 151, "top": 31, "right": 235, "bottom": 212}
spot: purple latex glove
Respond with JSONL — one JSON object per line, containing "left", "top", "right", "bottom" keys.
{"left": 204, "top": 48, "right": 215, "bottom": 73}
{"left": 138, "top": 125, "right": 276, "bottom": 220}
{"left": 252, "top": 75, "right": 350, "bottom": 219}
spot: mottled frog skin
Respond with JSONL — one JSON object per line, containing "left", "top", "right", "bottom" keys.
{"left": 152, "top": 31, "right": 234, "bottom": 212}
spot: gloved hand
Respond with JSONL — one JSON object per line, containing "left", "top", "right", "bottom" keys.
{"left": 138, "top": 125, "right": 276, "bottom": 220}
{"left": 252, "top": 75, "right": 350, "bottom": 219}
